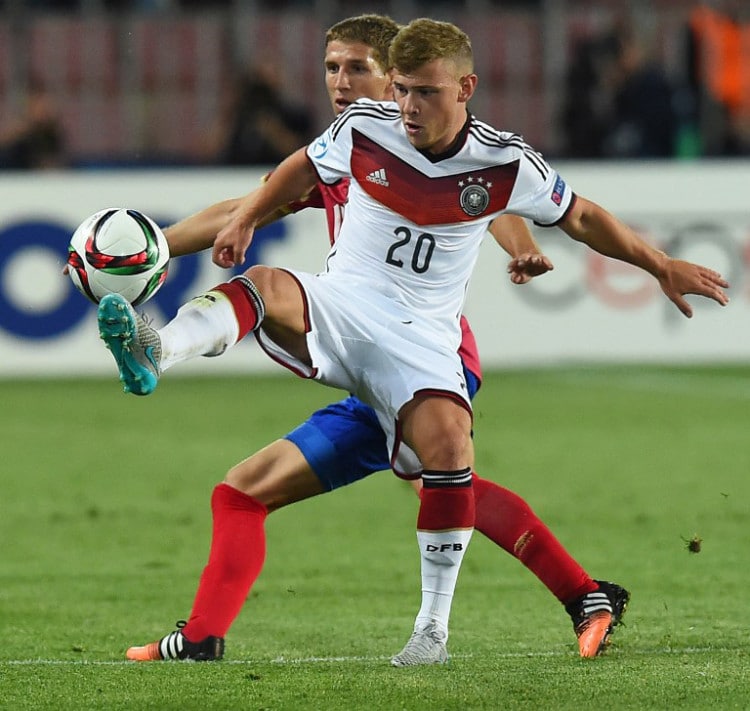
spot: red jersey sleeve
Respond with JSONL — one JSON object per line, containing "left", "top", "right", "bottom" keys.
{"left": 259, "top": 170, "right": 326, "bottom": 216}
{"left": 266, "top": 168, "right": 349, "bottom": 246}
{"left": 286, "top": 184, "right": 326, "bottom": 213}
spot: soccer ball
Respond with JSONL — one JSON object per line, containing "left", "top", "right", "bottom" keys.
{"left": 67, "top": 208, "right": 170, "bottom": 306}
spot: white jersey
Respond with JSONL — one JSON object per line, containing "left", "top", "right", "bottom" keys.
{"left": 258, "top": 99, "right": 576, "bottom": 472}
{"left": 306, "top": 98, "right": 574, "bottom": 350}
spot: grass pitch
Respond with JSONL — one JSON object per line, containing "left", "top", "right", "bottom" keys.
{"left": 1, "top": 366, "right": 749, "bottom": 709}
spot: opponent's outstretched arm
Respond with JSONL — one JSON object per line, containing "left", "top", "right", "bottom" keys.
{"left": 164, "top": 198, "right": 241, "bottom": 257}
{"left": 164, "top": 185, "right": 306, "bottom": 258}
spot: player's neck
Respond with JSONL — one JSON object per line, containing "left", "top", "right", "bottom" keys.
{"left": 419, "top": 111, "right": 471, "bottom": 162}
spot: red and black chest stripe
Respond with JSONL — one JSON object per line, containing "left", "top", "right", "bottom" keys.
{"left": 350, "top": 129, "right": 519, "bottom": 227}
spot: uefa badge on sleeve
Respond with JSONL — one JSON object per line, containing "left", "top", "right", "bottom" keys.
{"left": 551, "top": 175, "right": 566, "bottom": 205}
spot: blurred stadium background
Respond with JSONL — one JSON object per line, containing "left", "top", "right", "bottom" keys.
{"left": 0, "top": 0, "right": 747, "bottom": 377}
{"left": 0, "top": 0, "right": 726, "bottom": 164}
{"left": 1, "top": 9, "right": 749, "bottom": 704}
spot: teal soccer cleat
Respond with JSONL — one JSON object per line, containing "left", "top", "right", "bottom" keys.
{"left": 98, "top": 293, "right": 162, "bottom": 396}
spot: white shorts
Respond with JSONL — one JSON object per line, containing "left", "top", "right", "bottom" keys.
{"left": 255, "top": 269, "right": 472, "bottom": 476}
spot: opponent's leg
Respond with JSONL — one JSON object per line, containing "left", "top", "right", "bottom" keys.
{"left": 471, "top": 475, "right": 630, "bottom": 656}
{"left": 125, "top": 398, "right": 387, "bottom": 662}
{"left": 126, "top": 482, "right": 267, "bottom": 661}
{"left": 125, "top": 440, "right": 323, "bottom": 661}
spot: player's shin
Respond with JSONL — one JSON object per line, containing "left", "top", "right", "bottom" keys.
{"left": 158, "top": 275, "right": 266, "bottom": 371}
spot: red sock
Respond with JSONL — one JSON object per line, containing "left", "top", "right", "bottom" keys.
{"left": 472, "top": 474, "right": 597, "bottom": 603}
{"left": 211, "top": 277, "right": 264, "bottom": 341}
{"left": 182, "top": 483, "right": 267, "bottom": 641}
{"left": 417, "top": 468, "right": 475, "bottom": 530}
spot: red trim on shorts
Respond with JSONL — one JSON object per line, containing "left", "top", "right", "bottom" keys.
{"left": 278, "top": 268, "right": 311, "bottom": 333}
{"left": 411, "top": 388, "right": 473, "bottom": 418}
{"left": 254, "top": 333, "right": 318, "bottom": 379}
{"left": 390, "top": 389, "right": 473, "bottom": 479}
{"left": 253, "top": 268, "right": 316, "bottom": 379}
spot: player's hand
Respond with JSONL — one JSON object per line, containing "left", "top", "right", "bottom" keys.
{"left": 213, "top": 220, "right": 255, "bottom": 268}
{"left": 507, "top": 252, "right": 554, "bottom": 284}
{"left": 658, "top": 258, "right": 729, "bottom": 317}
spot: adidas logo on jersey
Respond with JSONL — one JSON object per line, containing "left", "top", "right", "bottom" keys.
{"left": 366, "top": 168, "right": 389, "bottom": 187}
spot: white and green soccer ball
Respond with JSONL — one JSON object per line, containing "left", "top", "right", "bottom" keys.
{"left": 67, "top": 207, "right": 169, "bottom": 306}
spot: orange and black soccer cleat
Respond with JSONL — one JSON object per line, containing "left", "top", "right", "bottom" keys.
{"left": 126, "top": 621, "right": 224, "bottom": 662}
{"left": 565, "top": 580, "right": 630, "bottom": 658}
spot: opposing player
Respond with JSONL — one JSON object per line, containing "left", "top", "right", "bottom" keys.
{"left": 101, "top": 18, "right": 727, "bottom": 665}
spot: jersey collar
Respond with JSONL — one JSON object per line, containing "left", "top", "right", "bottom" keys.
{"left": 418, "top": 111, "right": 471, "bottom": 163}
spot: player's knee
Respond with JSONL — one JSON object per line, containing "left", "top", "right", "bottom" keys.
{"left": 224, "top": 457, "right": 281, "bottom": 510}
{"left": 245, "top": 265, "right": 282, "bottom": 305}
{"left": 225, "top": 459, "right": 260, "bottom": 496}
{"left": 418, "top": 423, "right": 472, "bottom": 470}
{"left": 245, "top": 264, "right": 270, "bottom": 287}
{"left": 244, "top": 264, "right": 303, "bottom": 329}
{"left": 401, "top": 398, "right": 473, "bottom": 470}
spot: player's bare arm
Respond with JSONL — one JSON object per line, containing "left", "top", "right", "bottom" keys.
{"left": 164, "top": 189, "right": 306, "bottom": 258}
{"left": 488, "top": 214, "right": 554, "bottom": 285}
{"left": 164, "top": 198, "right": 242, "bottom": 257}
{"left": 561, "top": 196, "right": 729, "bottom": 317}
{"left": 214, "top": 148, "right": 318, "bottom": 268}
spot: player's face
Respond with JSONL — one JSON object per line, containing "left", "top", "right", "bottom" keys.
{"left": 324, "top": 40, "right": 392, "bottom": 116}
{"left": 392, "top": 58, "right": 476, "bottom": 154}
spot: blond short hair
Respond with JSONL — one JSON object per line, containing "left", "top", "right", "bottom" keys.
{"left": 389, "top": 18, "right": 474, "bottom": 76}
{"left": 325, "top": 14, "right": 402, "bottom": 73}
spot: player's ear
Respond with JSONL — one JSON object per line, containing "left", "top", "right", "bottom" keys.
{"left": 458, "top": 74, "right": 477, "bottom": 103}
{"left": 384, "top": 74, "right": 395, "bottom": 101}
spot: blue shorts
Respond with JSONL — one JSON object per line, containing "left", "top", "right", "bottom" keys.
{"left": 284, "top": 368, "right": 481, "bottom": 491}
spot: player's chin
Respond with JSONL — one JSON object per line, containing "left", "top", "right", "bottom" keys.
{"left": 405, "top": 132, "right": 426, "bottom": 149}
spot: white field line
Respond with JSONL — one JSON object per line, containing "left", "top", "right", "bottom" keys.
{"left": 0, "top": 646, "right": 739, "bottom": 667}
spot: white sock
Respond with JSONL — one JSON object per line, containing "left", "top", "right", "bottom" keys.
{"left": 414, "top": 528, "right": 474, "bottom": 637}
{"left": 158, "top": 292, "right": 240, "bottom": 372}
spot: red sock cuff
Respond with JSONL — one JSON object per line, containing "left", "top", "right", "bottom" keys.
{"left": 417, "top": 484, "right": 475, "bottom": 531}
{"left": 212, "top": 481, "right": 268, "bottom": 516}
{"left": 211, "top": 278, "right": 264, "bottom": 342}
